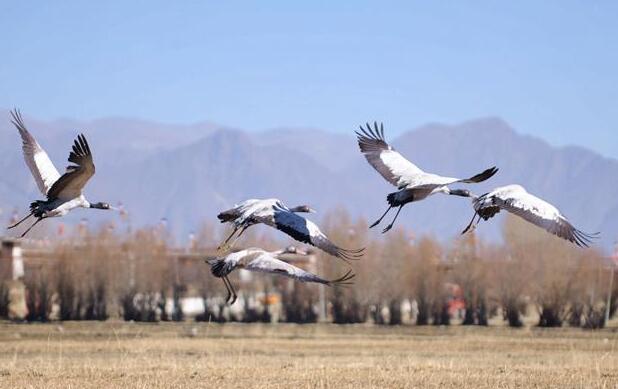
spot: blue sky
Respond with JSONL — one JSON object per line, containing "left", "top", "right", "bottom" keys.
{"left": 1, "top": 1, "right": 617, "bottom": 157}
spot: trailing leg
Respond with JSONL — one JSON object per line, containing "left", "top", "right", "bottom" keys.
{"left": 223, "top": 276, "right": 237, "bottom": 305}
{"left": 461, "top": 212, "right": 481, "bottom": 234}
{"left": 369, "top": 205, "right": 392, "bottom": 228}
{"left": 382, "top": 205, "right": 404, "bottom": 234}
{"left": 7, "top": 211, "right": 33, "bottom": 229}
{"left": 21, "top": 217, "right": 44, "bottom": 238}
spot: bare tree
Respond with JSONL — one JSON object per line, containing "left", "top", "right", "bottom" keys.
{"left": 407, "top": 237, "right": 449, "bottom": 325}
{"left": 450, "top": 234, "right": 491, "bottom": 326}
{"left": 320, "top": 209, "right": 369, "bottom": 324}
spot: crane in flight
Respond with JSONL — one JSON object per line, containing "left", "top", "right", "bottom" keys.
{"left": 217, "top": 198, "right": 364, "bottom": 261}
{"left": 356, "top": 122, "right": 498, "bottom": 233}
{"left": 7, "top": 109, "right": 117, "bottom": 237}
{"left": 461, "top": 184, "right": 598, "bottom": 247}
{"left": 207, "top": 247, "right": 355, "bottom": 304}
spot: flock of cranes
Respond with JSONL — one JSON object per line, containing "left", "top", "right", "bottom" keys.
{"left": 6, "top": 110, "right": 598, "bottom": 304}
{"left": 355, "top": 122, "right": 597, "bottom": 246}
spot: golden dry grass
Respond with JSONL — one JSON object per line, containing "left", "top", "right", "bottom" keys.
{"left": 0, "top": 322, "right": 617, "bottom": 389}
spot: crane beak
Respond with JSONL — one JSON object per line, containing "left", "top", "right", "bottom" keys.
{"left": 308, "top": 208, "right": 317, "bottom": 214}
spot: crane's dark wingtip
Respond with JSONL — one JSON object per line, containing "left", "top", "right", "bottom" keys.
{"left": 337, "top": 247, "right": 364, "bottom": 261}
{"left": 572, "top": 229, "right": 599, "bottom": 248}
{"left": 10, "top": 108, "right": 21, "bottom": 119}
{"left": 356, "top": 122, "right": 388, "bottom": 150}
{"left": 467, "top": 166, "right": 499, "bottom": 183}
{"left": 328, "top": 269, "right": 356, "bottom": 287}
{"left": 9, "top": 109, "right": 26, "bottom": 130}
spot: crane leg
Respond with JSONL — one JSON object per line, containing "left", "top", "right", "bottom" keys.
{"left": 20, "top": 217, "right": 44, "bottom": 238}
{"left": 7, "top": 211, "right": 34, "bottom": 229}
{"left": 217, "top": 227, "right": 239, "bottom": 252}
{"left": 223, "top": 276, "right": 237, "bottom": 305}
{"left": 369, "top": 206, "right": 392, "bottom": 228}
{"left": 226, "top": 226, "right": 248, "bottom": 248}
{"left": 218, "top": 225, "right": 249, "bottom": 253}
{"left": 221, "top": 277, "right": 232, "bottom": 304}
{"left": 222, "top": 227, "right": 239, "bottom": 244}
{"left": 382, "top": 205, "right": 403, "bottom": 234}
{"left": 461, "top": 212, "right": 481, "bottom": 235}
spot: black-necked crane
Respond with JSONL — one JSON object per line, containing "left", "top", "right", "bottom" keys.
{"left": 460, "top": 184, "right": 598, "bottom": 247}
{"left": 356, "top": 122, "right": 498, "bottom": 233}
{"left": 217, "top": 198, "right": 364, "bottom": 261}
{"left": 207, "top": 246, "right": 355, "bottom": 304}
{"left": 7, "top": 109, "right": 117, "bottom": 237}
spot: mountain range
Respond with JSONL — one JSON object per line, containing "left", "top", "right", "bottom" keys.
{"left": 0, "top": 109, "right": 615, "bottom": 250}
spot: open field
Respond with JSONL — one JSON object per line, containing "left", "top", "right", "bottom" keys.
{"left": 0, "top": 323, "right": 617, "bottom": 388}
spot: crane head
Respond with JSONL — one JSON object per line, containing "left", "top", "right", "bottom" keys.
{"left": 290, "top": 205, "right": 316, "bottom": 213}
{"left": 90, "top": 202, "right": 118, "bottom": 211}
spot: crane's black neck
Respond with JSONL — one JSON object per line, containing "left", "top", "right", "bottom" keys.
{"left": 90, "top": 202, "right": 110, "bottom": 210}
{"left": 449, "top": 189, "right": 472, "bottom": 198}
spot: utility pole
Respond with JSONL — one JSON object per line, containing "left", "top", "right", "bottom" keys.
{"left": 606, "top": 266, "right": 615, "bottom": 324}
{"left": 315, "top": 253, "right": 327, "bottom": 322}
{"left": 605, "top": 243, "right": 617, "bottom": 325}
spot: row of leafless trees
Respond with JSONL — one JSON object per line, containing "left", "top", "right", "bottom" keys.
{"left": 1, "top": 209, "right": 616, "bottom": 328}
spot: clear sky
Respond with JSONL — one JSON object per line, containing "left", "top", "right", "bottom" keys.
{"left": 1, "top": 1, "right": 617, "bottom": 157}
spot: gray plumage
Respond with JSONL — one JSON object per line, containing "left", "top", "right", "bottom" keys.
{"left": 207, "top": 247, "right": 355, "bottom": 304}
{"left": 217, "top": 198, "right": 364, "bottom": 261}
{"left": 462, "top": 184, "right": 598, "bottom": 247}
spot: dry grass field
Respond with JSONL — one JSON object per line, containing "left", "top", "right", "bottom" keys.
{"left": 0, "top": 322, "right": 616, "bottom": 389}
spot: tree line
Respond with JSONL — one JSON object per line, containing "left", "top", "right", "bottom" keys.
{"left": 1, "top": 209, "right": 616, "bottom": 328}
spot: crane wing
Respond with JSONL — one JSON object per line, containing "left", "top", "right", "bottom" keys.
{"left": 244, "top": 252, "right": 355, "bottom": 286}
{"left": 272, "top": 210, "right": 364, "bottom": 262}
{"left": 357, "top": 122, "right": 498, "bottom": 189}
{"left": 10, "top": 109, "right": 61, "bottom": 196}
{"left": 356, "top": 122, "right": 423, "bottom": 188}
{"left": 492, "top": 189, "right": 596, "bottom": 247}
{"left": 46, "top": 134, "right": 96, "bottom": 200}
{"left": 414, "top": 166, "right": 499, "bottom": 188}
